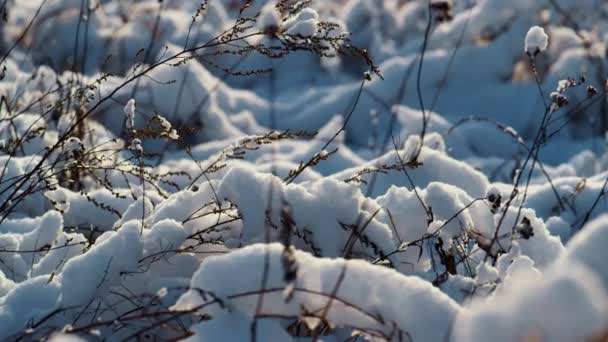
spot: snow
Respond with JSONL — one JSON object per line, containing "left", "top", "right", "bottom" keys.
{"left": 63, "top": 137, "right": 83, "bottom": 154}
{"left": 1, "top": 0, "right": 608, "bottom": 340}
{"left": 257, "top": 4, "right": 281, "bottom": 31}
{"left": 525, "top": 26, "right": 549, "bottom": 56}
{"left": 284, "top": 8, "right": 319, "bottom": 37}
{"left": 48, "top": 334, "right": 87, "bottom": 342}
{"left": 217, "top": 166, "right": 398, "bottom": 258}
{"left": 454, "top": 261, "right": 608, "bottom": 342}
{"left": 173, "top": 243, "right": 460, "bottom": 342}
{"left": 58, "top": 222, "right": 143, "bottom": 307}
{"left": 124, "top": 99, "right": 136, "bottom": 130}
{"left": 187, "top": 311, "right": 293, "bottom": 342}
{"left": 128, "top": 138, "right": 143, "bottom": 154}
{"left": 562, "top": 214, "right": 608, "bottom": 289}
{"left": 0, "top": 276, "right": 61, "bottom": 338}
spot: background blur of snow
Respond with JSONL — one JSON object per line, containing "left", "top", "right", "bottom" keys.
{"left": 1, "top": 0, "right": 608, "bottom": 340}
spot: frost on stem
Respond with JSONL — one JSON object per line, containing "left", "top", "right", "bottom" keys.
{"left": 550, "top": 91, "right": 569, "bottom": 108}
{"left": 129, "top": 138, "right": 143, "bottom": 154}
{"left": 63, "top": 137, "right": 84, "bottom": 156}
{"left": 525, "top": 26, "right": 548, "bottom": 57}
{"left": 156, "top": 115, "right": 172, "bottom": 131}
{"left": 154, "top": 114, "right": 181, "bottom": 140}
{"left": 124, "top": 99, "right": 136, "bottom": 130}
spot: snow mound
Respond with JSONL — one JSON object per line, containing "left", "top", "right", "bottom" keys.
{"left": 174, "top": 243, "right": 460, "bottom": 342}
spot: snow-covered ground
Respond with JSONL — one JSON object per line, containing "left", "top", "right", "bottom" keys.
{"left": 1, "top": 0, "right": 608, "bottom": 340}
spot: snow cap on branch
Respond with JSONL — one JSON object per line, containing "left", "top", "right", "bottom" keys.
{"left": 525, "top": 26, "right": 549, "bottom": 56}
{"left": 124, "top": 99, "right": 136, "bottom": 129}
{"left": 284, "top": 8, "right": 319, "bottom": 37}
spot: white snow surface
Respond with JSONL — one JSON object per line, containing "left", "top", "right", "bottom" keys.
{"left": 1, "top": 0, "right": 608, "bottom": 341}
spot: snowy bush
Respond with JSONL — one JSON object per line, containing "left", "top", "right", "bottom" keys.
{"left": 1, "top": 0, "right": 608, "bottom": 341}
